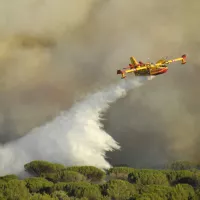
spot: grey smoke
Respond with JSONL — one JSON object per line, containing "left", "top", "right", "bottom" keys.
{"left": 0, "top": 0, "right": 200, "bottom": 170}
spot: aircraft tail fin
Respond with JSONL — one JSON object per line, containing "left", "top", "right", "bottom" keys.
{"left": 130, "top": 56, "right": 139, "bottom": 67}
{"left": 181, "top": 54, "right": 187, "bottom": 64}
{"left": 117, "top": 70, "right": 122, "bottom": 74}
{"left": 117, "top": 70, "right": 126, "bottom": 79}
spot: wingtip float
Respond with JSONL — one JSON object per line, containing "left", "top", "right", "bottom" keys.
{"left": 117, "top": 54, "right": 187, "bottom": 79}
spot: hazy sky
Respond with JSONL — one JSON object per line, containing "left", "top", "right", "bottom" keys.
{"left": 0, "top": 0, "right": 199, "bottom": 168}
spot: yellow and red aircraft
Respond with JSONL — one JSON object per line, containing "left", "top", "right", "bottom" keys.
{"left": 117, "top": 54, "right": 187, "bottom": 79}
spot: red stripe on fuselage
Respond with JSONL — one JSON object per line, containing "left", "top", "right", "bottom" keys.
{"left": 153, "top": 68, "right": 168, "bottom": 75}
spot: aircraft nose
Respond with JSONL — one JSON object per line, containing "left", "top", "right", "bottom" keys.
{"left": 163, "top": 68, "right": 168, "bottom": 72}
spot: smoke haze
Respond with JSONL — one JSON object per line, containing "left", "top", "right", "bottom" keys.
{"left": 0, "top": 78, "right": 147, "bottom": 176}
{"left": 0, "top": 0, "right": 200, "bottom": 172}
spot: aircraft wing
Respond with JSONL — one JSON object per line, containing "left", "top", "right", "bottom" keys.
{"left": 155, "top": 58, "right": 167, "bottom": 64}
{"left": 161, "top": 54, "right": 187, "bottom": 65}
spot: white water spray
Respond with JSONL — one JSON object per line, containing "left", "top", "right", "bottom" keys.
{"left": 0, "top": 77, "right": 153, "bottom": 176}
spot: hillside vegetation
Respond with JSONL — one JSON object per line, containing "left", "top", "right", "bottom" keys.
{"left": 1, "top": 160, "right": 200, "bottom": 199}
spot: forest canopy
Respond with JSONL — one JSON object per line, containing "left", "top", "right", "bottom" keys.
{"left": 0, "top": 160, "right": 200, "bottom": 200}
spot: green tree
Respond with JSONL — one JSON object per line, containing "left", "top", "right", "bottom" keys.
{"left": 107, "top": 167, "right": 135, "bottom": 180}
{"left": 166, "top": 161, "right": 197, "bottom": 170}
{"left": 24, "top": 160, "right": 66, "bottom": 176}
{"left": 164, "top": 170, "right": 196, "bottom": 186}
{"left": 139, "top": 185, "right": 172, "bottom": 200}
{"left": 135, "top": 193, "right": 163, "bottom": 200}
{"left": 44, "top": 170, "right": 86, "bottom": 183}
{"left": 2, "top": 160, "right": 200, "bottom": 200}
{"left": 30, "top": 193, "right": 57, "bottom": 200}
{"left": 51, "top": 182, "right": 69, "bottom": 192}
{"left": 101, "top": 179, "right": 137, "bottom": 200}
{"left": 0, "top": 179, "right": 30, "bottom": 200}
{"left": 0, "top": 174, "right": 18, "bottom": 181}
{"left": 98, "top": 196, "right": 111, "bottom": 200}
{"left": 66, "top": 166, "right": 105, "bottom": 182}
{"left": 169, "top": 184, "right": 192, "bottom": 200}
{"left": 65, "top": 182, "right": 101, "bottom": 200}
{"left": 192, "top": 171, "right": 200, "bottom": 187}
{"left": 25, "top": 177, "right": 54, "bottom": 193}
{"left": 0, "top": 193, "right": 6, "bottom": 200}
{"left": 51, "top": 182, "right": 102, "bottom": 200}
{"left": 195, "top": 187, "right": 200, "bottom": 199}
{"left": 180, "top": 184, "right": 197, "bottom": 200}
{"left": 128, "top": 169, "right": 169, "bottom": 185}
{"left": 51, "top": 190, "right": 70, "bottom": 200}
{"left": 138, "top": 184, "right": 197, "bottom": 200}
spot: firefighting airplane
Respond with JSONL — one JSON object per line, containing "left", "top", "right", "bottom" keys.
{"left": 117, "top": 54, "right": 187, "bottom": 79}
